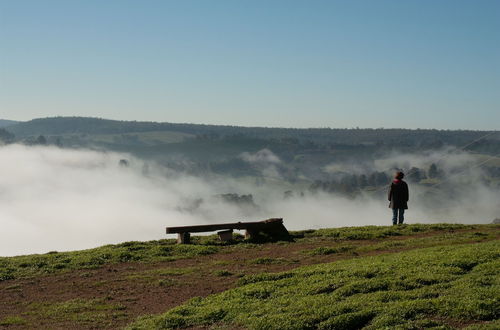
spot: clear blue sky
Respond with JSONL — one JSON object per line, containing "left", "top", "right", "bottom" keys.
{"left": 1, "top": 0, "right": 499, "bottom": 129}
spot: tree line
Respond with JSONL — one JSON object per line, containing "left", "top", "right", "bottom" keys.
{"left": 6, "top": 117, "right": 499, "bottom": 152}
{"left": 309, "top": 163, "right": 449, "bottom": 195}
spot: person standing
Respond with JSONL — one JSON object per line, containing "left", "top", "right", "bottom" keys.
{"left": 388, "top": 171, "right": 409, "bottom": 225}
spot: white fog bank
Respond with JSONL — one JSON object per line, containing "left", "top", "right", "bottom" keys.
{"left": 0, "top": 145, "right": 498, "bottom": 256}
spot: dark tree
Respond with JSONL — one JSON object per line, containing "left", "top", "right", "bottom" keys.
{"left": 358, "top": 174, "right": 368, "bottom": 188}
{"left": 36, "top": 135, "right": 47, "bottom": 145}
{"left": 428, "top": 163, "right": 439, "bottom": 178}
{"left": 0, "top": 128, "right": 15, "bottom": 143}
{"left": 54, "top": 137, "right": 63, "bottom": 147}
{"left": 376, "top": 172, "right": 389, "bottom": 186}
{"left": 407, "top": 167, "right": 423, "bottom": 182}
{"left": 368, "top": 173, "right": 378, "bottom": 186}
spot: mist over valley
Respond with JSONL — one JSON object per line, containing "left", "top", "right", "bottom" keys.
{"left": 1, "top": 117, "right": 499, "bottom": 256}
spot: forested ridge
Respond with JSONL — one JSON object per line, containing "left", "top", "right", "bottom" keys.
{"left": 4, "top": 116, "right": 499, "bottom": 148}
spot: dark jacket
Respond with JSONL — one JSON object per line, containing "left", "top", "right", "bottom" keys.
{"left": 388, "top": 180, "right": 409, "bottom": 209}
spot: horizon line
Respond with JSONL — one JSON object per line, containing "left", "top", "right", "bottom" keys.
{"left": 1, "top": 115, "right": 498, "bottom": 132}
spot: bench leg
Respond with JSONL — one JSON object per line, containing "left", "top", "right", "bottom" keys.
{"left": 177, "top": 232, "right": 190, "bottom": 244}
{"left": 218, "top": 229, "right": 233, "bottom": 242}
{"left": 245, "top": 230, "right": 256, "bottom": 240}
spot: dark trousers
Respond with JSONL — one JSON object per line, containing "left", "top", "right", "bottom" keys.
{"left": 392, "top": 208, "right": 405, "bottom": 225}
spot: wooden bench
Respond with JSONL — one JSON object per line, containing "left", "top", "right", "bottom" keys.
{"left": 166, "top": 218, "right": 289, "bottom": 244}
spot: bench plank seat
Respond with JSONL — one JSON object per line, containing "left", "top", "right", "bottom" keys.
{"left": 166, "top": 218, "right": 288, "bottom": 243}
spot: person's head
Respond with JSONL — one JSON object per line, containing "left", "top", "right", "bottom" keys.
{"left": 395, "top": 171, "right": 404, "bottom": 180}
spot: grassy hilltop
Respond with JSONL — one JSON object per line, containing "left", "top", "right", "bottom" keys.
{"left": 0, "top": 224, "right": 499, "bottom": 329}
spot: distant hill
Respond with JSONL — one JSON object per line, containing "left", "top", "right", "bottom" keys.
{"left": 0, "top": 119, "right": 19, "bottom": 128}
{"left": 6, "top": 116, "right": 498, "bottom": 147}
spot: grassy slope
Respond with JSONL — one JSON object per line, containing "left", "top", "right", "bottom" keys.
{"left": 0, "top": 240, "right": 220, "bottom": 281}
{"left": 1, "top": 224, "right": 499, "bottom": 329}
{"left": 129, "top": 240, "right": 500, "bottom": 330}
{"left": 0, "top": 223, "right": 485, "bottom": 282}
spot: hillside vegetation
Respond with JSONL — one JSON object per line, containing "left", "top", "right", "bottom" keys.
{"left": 0, "top": 119, "right": 18, "bottom": 128}
{"left": 0, "top": 223, "right": 490, "bottom": 281}
{"left": 130, "top": 241, "right": 499, "bottom": 329}
{"left": 6, "top": 117, "right": 496, "bottom": 147}
{"left": 4, "top": 117, "right": 500, "bottom": 160}
{"left": 3, "top": 117, "right": 500, "bottom": 191}
{"left": 0, "top": 224, "right": 499, "bottom": 329}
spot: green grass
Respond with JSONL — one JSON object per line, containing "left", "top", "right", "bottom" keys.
{"left": 127, "top": 240, "right": 500, "bottom": 329}
{"left": 297, "top": 223, "right": 477, "bottom": 240}
{"left": 1, "top": 224, "right": 497, "bottom": 282}
{"left": 302, "top": 230, "right": 497, "bottom": 257}
{"left": 0, "top": 224, "right": 498, "bottom": 329}
{"left": 306, "top": 245, "right": 356, "bottom": 255}
{"left": 355, "top": 231, "right": 496, "bottom": 252}
{"left": 248, "top": 257, "right": 291, "bottom": 265}
{"left": 27, "top": 298, "right": 127, "bottom": 326}
{"left": 0, "top": 315, "right": 27, "bottom": 326}
{"left": 0, "top": 240, "right": 218, "bottom": 281}
{"left": 214, "top": 270, "right": 233, "bottom": 277}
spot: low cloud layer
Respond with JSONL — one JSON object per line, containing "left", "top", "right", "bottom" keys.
{"left": 0, "top": 145, "right": 242, "bottom": 256}
{"left": 240, "top": 148, "right": 282, "bottom": 179}
{"left": 0, "top": 145, "right": 498, "bottom": 256}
